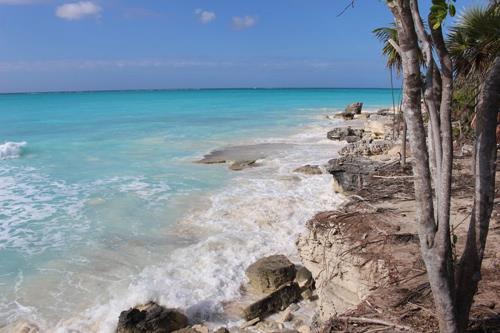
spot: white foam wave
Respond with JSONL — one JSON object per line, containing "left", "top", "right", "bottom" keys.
{"left": 49, "top": 126, "right": 346, "bottom": 332}
{"left": 0, "top": 142, "right": 27, "bottom": 160}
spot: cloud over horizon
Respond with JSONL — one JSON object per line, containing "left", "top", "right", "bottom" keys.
{"left": 194, "top": 8, "right": 216, "bottom": 24}
{"left": 232, "top": 15, "right": 257, "bottom": 30}
{"left": 55, "top": 1, "right": 101, "bottom": 21}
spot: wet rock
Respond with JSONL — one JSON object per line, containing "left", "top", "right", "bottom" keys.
{"left": 345, "top": 102, "right": 363, "bottom": 115}
{"left": 246, "top": 255, "right": 297, "bottom": 294}
{"left": 242, "top": 283, "right": 302, "bottom": 321}
{"left": 326, "top": 127, "right": 364, "bottom": 142}
{"left": 117, "top": 302, "right": 188, "bottom": 333}
{"left": 293, "top": 165, "right": 323, "bottom": 175}
{"left": 229, "top": 160, "right": 257, "bottom": 171}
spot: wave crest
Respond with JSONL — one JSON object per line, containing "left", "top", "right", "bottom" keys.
{"left": 0, "top": 141, "right": 27, "bottom": 160}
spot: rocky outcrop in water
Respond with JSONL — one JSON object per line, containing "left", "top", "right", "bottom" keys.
{"left": 117, "top": 302, "right": 188, "bottom": 333}
{"left": 246, "top": 255, "right": 297, "bottom": 294}
{"left": 345, "top": 102, "right": 363, "bottom": 115}
{"left": 326, "top": 156, "right": 384, "bottom": 193}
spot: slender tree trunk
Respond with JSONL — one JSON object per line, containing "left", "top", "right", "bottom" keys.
{"left": 455, "top": 56, "right": 500, "bottom": 331}
{"left": 389, "top": 1, "right": 458, "bottom": 331}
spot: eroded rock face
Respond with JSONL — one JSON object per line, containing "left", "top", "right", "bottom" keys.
{"left": 345, "top": 102, "right": 363, "bottom": 115}
{"left": 117, "top": 302, "right": 188, "bottom": 333}
{"left": 296, "top": 212, "right": 394, "bottom": 320}
{"left": 246, "top": 255, "right": 297, "bottom": 294}
{"left": 242, "top": 283, "right": 302, "bottom": 321}
{"left": 326, "top": 155, "right": 383, "bottom": 193}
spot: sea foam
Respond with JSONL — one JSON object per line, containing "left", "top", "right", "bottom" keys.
{"left": 0, "top": 141, "right": 27, "bottom": 160}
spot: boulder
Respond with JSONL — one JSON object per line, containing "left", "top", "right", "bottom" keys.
{"left": 326, "top": 127, "right": 364, "bottom": 142}
{"left": 345, "top": 102, "right": 363, "bottom": 115}
{"left": 242, "top": 283, "right": 302, "bottom": 321}
{"left": 117, "top": 302, "right": 188, "bottom": 333}
{"left": 293, "top": 165, "right": 323, "bottom": 175}
{"left": 246, "top": 255, "right": 297, "bottom": 294}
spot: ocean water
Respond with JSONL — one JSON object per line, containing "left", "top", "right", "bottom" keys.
{"left": 0, "top": 89, "right": 397, "bottom": 332}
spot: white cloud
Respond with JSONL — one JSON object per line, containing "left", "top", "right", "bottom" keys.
{"left": 194, "top": 8, "right": 216, "bottom": 24}
{"left": 232, "top": 15, "right": 257, "bottom": 30}
{"left": 55, "top": 1, "right": 101, "bottom": 21}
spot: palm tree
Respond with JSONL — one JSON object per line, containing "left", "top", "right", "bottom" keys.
{"left": 372, "top": 24, "right": 407, "bottom": 163}
{"left": 372, "top": 24, "right": 402, "bottom": 74}
{"left": 448, "top": 3, "right": 500, "bottom": 81}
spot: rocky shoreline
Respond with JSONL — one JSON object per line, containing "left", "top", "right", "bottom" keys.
{"left": 14, "top": 102, "right": 499, "bottom": 333}
{"left": 111, "top": 102, "right": 416, "bottom": 333}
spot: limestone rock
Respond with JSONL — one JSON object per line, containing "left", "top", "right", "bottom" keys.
{"left": 117, "top": 302, "right": 188, "bottom": 333}
{"left": 326, "top": 127, "right": 364, "bottom": 142}
{"left": 345, "top": 102, "right": 363, "bottom": 115}
{"left": 339, "top": 140, "right": 393, "bottom": 157}
{"left": 246, "top": 255, "right": 297, "bottom": 294}
{"left": 293, "top": 165, "right": 323, "bottom": 175}
{"left": 242, "top": 283, "right": 301, "bottom": 321}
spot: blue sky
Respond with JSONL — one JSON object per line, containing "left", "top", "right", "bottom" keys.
{"left": 0, "top": 0, "right": 484, "bottom": 92}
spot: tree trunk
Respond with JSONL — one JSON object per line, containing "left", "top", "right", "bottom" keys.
{"left": 455, "top": 56, "right": 500, "bottom": 331}
{"left": 388, "top": 1, "right": 458, "bottom": 331}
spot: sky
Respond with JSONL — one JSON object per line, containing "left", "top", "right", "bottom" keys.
{"left": 0, "top": 0, "right": 485, "bottom": 93}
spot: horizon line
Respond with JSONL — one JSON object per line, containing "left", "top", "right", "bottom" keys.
{"left": 0, "top": 86, "right": 402, "bottom": 95}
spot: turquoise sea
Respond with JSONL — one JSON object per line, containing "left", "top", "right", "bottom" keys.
{"left": 0, "top": 89, "right": 397, "bottom": 332}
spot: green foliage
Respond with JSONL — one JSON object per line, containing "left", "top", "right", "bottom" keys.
{"left": 448, "top": 3, "right": 500, "bottom": 79}
{"left": 372, "top": 24, "right": 402, "bottom": 74}
{"left": 430, "top": 0, "right": 457, "bottom": 29}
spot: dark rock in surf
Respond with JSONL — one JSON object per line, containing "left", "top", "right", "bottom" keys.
{"left": 242, "top": 283, "right": 302, "bottom": 321}
{"left": 116, "top": 302, "right": 188, "bottom": 333}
